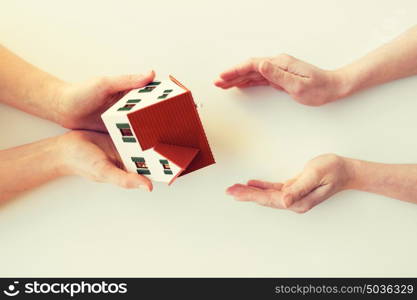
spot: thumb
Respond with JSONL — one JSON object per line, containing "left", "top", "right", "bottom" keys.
{"left": 282, "top": 170, "right": 319, "bottom": 207}
{"left": 258, "top": 60, "right": 297, "bottom": 90}
{"left": 99, "top": 161, "right": 153, "bottom": 191}
{"left": 106, "top": 70, "right": 155, "bottom": 93}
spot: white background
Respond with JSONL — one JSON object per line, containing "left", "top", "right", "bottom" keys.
{"left": 0, "top": 0, "right": 417, "bottom": 277}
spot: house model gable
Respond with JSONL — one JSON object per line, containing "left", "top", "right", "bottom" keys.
{"left": 101, "top": 76, "right": 215, "bottom": 184}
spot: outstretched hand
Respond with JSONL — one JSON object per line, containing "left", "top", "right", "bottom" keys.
{"left": 57, "top": 71, "right": 155, "bottom": 131}
{"left": 215, "top": 54, "right": 348, "bottom": 106}
{"left": 227, "top": 154, "right": 352, "bottom": 213}
{"left": 58, "top": 131, "right": 153, "bottom": 191}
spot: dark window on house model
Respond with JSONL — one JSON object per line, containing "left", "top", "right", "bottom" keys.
{"left": 135, "top": 161, "right": 146, "bottom": 168}
{"left": 158, "top": 89, "right": 174, "bottom": 100}
{"left": 116, "top": 123, "right": 136, "bottom": 143}
{"left": 159, "top": 159, "right": 173, "bottom": 175}
{"left": 118, "top": 104, "right": 136, "bottom": 111}
{"left": 127, "top": 99, "right": 141, "bottom": 104}
{"left": 138, "top": 86, "right": 156, "bottom": 93}
{"left": 132, "top": 157, "right": 151, "bottom": 175}
{"left": 158, "top": 93, "right": 169, "bottom": 99}
{"left": 147, "top": 81, "right": 161, "bottom": 86}
{"left": 120, "top": 128, "right": 133, "bottom": 137}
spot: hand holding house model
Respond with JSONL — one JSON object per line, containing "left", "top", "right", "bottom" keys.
{"left": 101, "top": 76, "right": 215, "bottom": 184}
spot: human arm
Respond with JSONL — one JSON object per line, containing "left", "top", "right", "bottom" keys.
{"left": 0, "top": 45, "right": 154, "bottom": 131}
{"left": 215, "top": 25, "right": 417, "bottom": 106}
{"left": 227, "top": 154, "right": 417, "bottom": 213}
{"left": 0, "top": 131, "right": 152, "bottom": 202}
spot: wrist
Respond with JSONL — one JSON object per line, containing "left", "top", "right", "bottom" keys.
{"left": 51, "top": 80, "right": 72, "bottom": 128}
{"left": 54, "top": 132, "right": 78, "bottom": 177}
{"left": 31, "top": 135, "right": 70, "bottom": 179}
{"left": 331, "top": 68, "right": 356, "bottom": 100}
{"left": 340, "top": 156, "right": 365, "bottom": 190}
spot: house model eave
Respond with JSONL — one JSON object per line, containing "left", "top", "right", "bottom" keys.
{"left": 101, "top": 76, "right": 215, "bottom": 184}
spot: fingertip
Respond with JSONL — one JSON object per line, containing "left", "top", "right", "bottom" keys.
{"left": 247, "top": 179, "right": 260, "bottom": 186}
{"left": 214, "top": 80, "right": 231, "bottom": 89}
{"left": 142, "top": 177, "right": 153, "bottom": 192}
{"left": 226, "top": 185, "right": 236, "bottom": 195}
{"left": 145, "top": 70, "right": 155, "bottom": 80}
{"left": 226, "top": 183, "right": 245, "bottom": 195}
{"left": 147, "top": 182, "right": 153, "bottom": 192}
{"left": 214, "top": 79, "right": 223, "bottom": 87}
{"left": 129, "top": 173, "right": 152, "bottom": 191}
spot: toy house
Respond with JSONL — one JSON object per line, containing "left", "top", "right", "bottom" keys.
{"left": 101, "top": 76, "right": 215, "bottom": 184}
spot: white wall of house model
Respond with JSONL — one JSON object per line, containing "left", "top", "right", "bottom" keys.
{"left": 101, "top": 78, "right": 188, "bottom": 183}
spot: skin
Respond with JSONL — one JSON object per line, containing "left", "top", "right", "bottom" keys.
{"left": 215, "top": 26, "right": 417, "bottom": 106}
{"left": 217, "top": 25, "right": 417, "bottom": 212}
{"left": 0, "top": 45, "right": 156, "bottom": 131}
{"left": 0, "top": 131, "right": 152, "bottom": 202}
{"left": 0, "top": 45, "right": 154, "bottom": 200}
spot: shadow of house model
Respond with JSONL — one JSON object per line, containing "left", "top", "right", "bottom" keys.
{"left": 101, "top": 76, "right": 215, "bottom": 184}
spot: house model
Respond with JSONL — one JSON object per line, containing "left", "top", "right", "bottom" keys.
{"left": 101, "top": 76, "right": 215, "bottom": 184}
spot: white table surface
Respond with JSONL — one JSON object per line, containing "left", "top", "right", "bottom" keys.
{"left": 1, "top": 0, "right": 417, "bottom": 277}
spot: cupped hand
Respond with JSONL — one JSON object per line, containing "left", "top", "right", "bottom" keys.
{"left": 57, "top": 71, "right": 155, "bottom": 131}
{"left": 227, "top": 154, "right": 352, "bottom": 213}
{"left": 215, "top": 54, "right": 348, "bottom": 106}
{"left": 58, "top": 130, "right": 153, "bottom": 191}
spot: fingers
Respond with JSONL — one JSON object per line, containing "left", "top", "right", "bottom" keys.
{"left": 288, "top": 184, "right": 332, "bottom": 214}
{"left": 218, "top": 58, "right": 262, "bottom": 81}
{"left": 226, "top": 183, "right": 287, "bottom": 209}
{"left": 105, "top": 70, "right": 155, "bottom": 93}
{"left": 98, "top": 161, "right": 153, "bottom": 191}
{"left": 258, "top": 60, "right": 302, "bottom": 92}
{"left": 247, "top": 179, "right": 283, "bottom": 190}
{"left": 235, "top": 79, "right": 270, "bottom": 88}
{"left": 215, "top": 58, "right": 271, "bottom": 89}
{"left": 281, "top": 171, "right": 320, "bottom": 206}
{"left": 215, "top": 72, "right": 266, "bottom": 89}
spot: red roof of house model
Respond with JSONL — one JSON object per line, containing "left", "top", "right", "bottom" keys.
{"left": 127, "top": 77, "right": 215, "bottom": 177}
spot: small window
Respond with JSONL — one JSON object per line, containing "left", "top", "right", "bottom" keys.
{"left": 139, "top": 86, "right": 156, "bottom": 93}
{"left": 159, "top": 159, "right": 173, "bottom": 175}
{"left": 122, "top": 137, "right": 136, "bottom": 143}
{"left": 164, "top": 89, "right": 173, "bottom": 93}
{"left": 134, "top": 161, "right": 146, "bottom": 168}
{"left": 127, "top": 99, "right": 141, "bottom": 103}
{"left": 158, "top": 93, "right": 169, "bottom": 99}
{"left": 118, "top": 104, "right": 135, "bottom": 111}
{"left": 117, "top": 124, "right": 136, "bottom": 143}
{"left": 147, "top": 81, "right": 161, "bottom": 86}
{"left": 119, "top": 128, "right": 133, "bottom": 136}
{"left": 132, "top": 157, "right": 151, "bottom": 175}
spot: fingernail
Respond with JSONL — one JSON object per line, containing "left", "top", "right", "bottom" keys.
{"left": 139, "top": 185, "right": 150, "bottom": 191}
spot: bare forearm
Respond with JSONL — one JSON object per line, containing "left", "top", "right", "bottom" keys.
{"left": 0, "top": 137, "right": 66, "bottom": 201}
{"left": 0, "top": 45, "right": 65, "bottom": 123}
{"left": 336, "top": 25, "right": 417, "bottom": 97}
{"left": 344, "top": 157, "right": 417, "bottom": 203}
